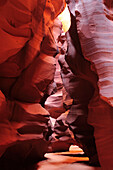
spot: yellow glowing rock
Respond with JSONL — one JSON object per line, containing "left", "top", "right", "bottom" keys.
{"left": 58, "top": 5, "right": 71, "bottom": 33}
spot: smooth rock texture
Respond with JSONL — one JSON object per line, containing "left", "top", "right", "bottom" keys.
{"left": 74, "top": 0, "right": 113, "bottom": 105}
{"left": 68, "top": 0, "right": 113, "bottom": 168}
{"left": 0, "top": 0, "right": 66, "bottom": 169}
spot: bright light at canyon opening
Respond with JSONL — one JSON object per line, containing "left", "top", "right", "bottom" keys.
{"left": 58, "top": 5, "right": 71, "bottom": 33}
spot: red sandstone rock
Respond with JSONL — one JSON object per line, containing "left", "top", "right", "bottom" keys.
{"left": 0, "top": 0, "right": 66, "bottom": 168}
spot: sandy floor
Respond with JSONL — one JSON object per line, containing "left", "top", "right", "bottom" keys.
{"left": 37, "top": 145, "right": 101, "bottom": 170}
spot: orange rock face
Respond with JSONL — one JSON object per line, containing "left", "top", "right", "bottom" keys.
{"left": 0, "top": 0, "right": 66, "bottom": 168}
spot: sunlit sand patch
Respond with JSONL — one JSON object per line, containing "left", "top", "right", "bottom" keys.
{"left": 44, "top": 145, "right": 89, "bottom": 164}
{"left": 38, "top": 145, "right": 92, "bottom": 170}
